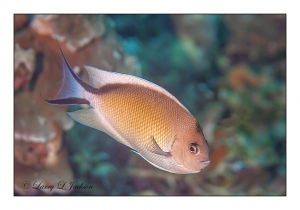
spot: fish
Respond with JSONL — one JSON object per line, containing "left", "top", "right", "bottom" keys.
{"left": 42, "top": 42, "right": 210, "bottom": 174}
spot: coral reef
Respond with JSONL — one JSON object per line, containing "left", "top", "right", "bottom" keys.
{"left": 223, "top": 15, "right": 286, "bottom": 63}
{"left": 14, "top": 14, "right": 141, "bottom": 195}
{"left": 31, "top": 15, "right": 106, "bottom": 53}
{"left": 14, "top": 148, "right": 74, "bottom": 195}
{"left": 14, "top": 91, "right": 74, "bottom": 145}
{"left": 228, "top": 64, "right": 268, "bottom": 92}
{"left": 14, "top": 44, "right": 35, "bottom": 91}
{"left": 14, "top": 14, "right": 285, "bottom": 196}
{"left": 14, "top": 91, "right": 74, "bottom": 195}
{"left": 107, "top": 14, "right": 285, "bottom": 195}
{"left": 14, "top": 14, "right": 30, "bottom": 31}
{"left": 29, "top": 15, "right": 140, "bottom": 86}
{"left": 170, "top": 15, "right": 218, "bottom": 71}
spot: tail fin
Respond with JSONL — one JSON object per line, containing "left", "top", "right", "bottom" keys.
{"left": 43, "top": 40, "right": 90, "bottom": 106}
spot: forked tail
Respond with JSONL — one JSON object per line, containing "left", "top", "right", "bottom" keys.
{"left": 42, "top": 40, "right": 92, "bottom": 106}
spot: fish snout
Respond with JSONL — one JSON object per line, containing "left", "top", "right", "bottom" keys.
{"left": 201, "top": 160, "right": 210, "bottom": 165}
{"left": 197, "top": 159, "right": 210, "bottom": 169}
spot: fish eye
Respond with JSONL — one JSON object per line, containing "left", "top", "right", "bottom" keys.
{"left": 188, "top": 143, "right": 200, "bottom": 155}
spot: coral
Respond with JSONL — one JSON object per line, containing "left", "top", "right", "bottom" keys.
{"left": 207, "top": 144, "right": 228, "bottom": 169}
{"left": 223, "top": 15, "right": 286, "bottom": 63}
{"left": 229, "top": 64, "right": 268, "bottom": 92}
{"left": 14, "top": 91, "right": 74, "bottom": 195}
{"left": 13, "top": 14, "right": 286, "bottom": 196}
{"left": 28, "top": 15, "right": 140, "bottom": 93}
{"left": 14, "top": 14, "right": 30, "bottom": 31}
{"left": 14, "top": 91, "right": 74, "bottom": 143}
{"left": 31, "top": 15, "right": 106, "bottom": 52}
{"left": 171, "top": 15, "right": 218, "bottom": 52}
{"left": 14, "top": 44, "right": 35, "bottom": 91}
{"left": 14, "top": 14, "right": 141, "bottom": 195}
{"left": 200, "top": 102, "right": 225, "bottom": 141}
{"left": 14, "top": 148, "right": 74, "bottom": 195}
{"left": 170, "top": 15, "right": 218, "bottom": 70}
{"left": 104, "top": 15, "right": 285, "bottom": 195}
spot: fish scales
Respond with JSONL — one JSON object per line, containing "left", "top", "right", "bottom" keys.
{"left": 43, "top": 42, "right": 210, "bottom": 174}
{"left": 88, "top": 83, "right": 186, "bottom": 153}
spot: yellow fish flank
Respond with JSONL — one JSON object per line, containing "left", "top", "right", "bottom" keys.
{"left": 44, "top": 43, "right": 210, "bottom": 174}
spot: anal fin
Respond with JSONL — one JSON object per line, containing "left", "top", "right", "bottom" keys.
{"left": 67, "top": 107, "right": 132, "bottom": 148}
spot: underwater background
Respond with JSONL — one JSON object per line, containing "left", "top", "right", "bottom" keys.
{"left": 14, "top": 14, "right": 286, "bottom": 196}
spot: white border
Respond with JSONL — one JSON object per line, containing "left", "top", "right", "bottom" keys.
{"left": 4, "top": 0, "right": 295, "bottom": 209}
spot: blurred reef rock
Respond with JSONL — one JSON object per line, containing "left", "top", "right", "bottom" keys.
{"left": 14, "top": 91, "right": 74, "bottom": 195}
{"left": 14, "top": 14, "right": 140, "bottom": 195}
{"left": 223, "top": 15, "right": 286, "bottom": 63}
{"left": 14, "top": 44, "right": 35, "bottom": 91}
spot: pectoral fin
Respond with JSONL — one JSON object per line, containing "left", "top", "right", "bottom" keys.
{"left": 146, "top": 136, "right": 171, "bottom": 157}
{"left": 164, "top": 138, "right": 175, "bottom": 153}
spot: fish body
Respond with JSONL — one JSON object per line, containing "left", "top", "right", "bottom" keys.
{"left": 44, "top": 43, "right": 210, "bottom": 174}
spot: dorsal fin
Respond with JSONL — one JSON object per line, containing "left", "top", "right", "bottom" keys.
{"left": 83, "top": 65, "right": 189, "bottom": 113}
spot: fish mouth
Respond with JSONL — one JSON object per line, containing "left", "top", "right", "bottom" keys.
{"left": 186, "top": 160, "right": 210, "bottom": 173}
{"left": 199, "top": 160, "right": 210, "bottom": 168}
{"left": 201, "top": 160, "right": 210, "bottom": 165}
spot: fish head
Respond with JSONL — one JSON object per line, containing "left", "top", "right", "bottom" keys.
{"left": 172, "top": 121, "right": 210, "bottom": 173}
